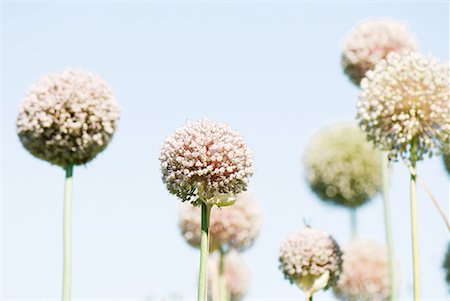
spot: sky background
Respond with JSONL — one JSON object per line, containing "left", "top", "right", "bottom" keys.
{"left": 1, "top": 1, "right": 449, "bottom": 300}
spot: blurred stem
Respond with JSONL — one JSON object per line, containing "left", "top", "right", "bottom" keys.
{"left": 197, "top": 202, "right": 212, "bottom": 301}
{"left": 410, "top": 144, "right": 421, "bottom": 301}
{"left": 381, "top": 153, "right": 396, "bottom": 301}
{"left": 62, "top": 164, "right": 73, "bottom": 301}
{"left": 306, "top": 293, "right": 313, "bottom": 301}
{"left": 350, "top": 208, "right": 357, "bottom": 240}
{"left": 218, "top": 249, "right": 229, "bottom": 301}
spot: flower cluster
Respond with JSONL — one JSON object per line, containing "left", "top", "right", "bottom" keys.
{"left": 279, "top": 227, "right": 342, "bottom": 295}
{"left": 178, "top": 191, "right": 262, "bottom": 252}
{"left": 208, "top": 251, "right": 250, "bottom": 301}
{"left": 342, "top": 18, "right": 418, "bottom": 86}
{"left": 16, "top": 69, "right": 120, "bottom": 167}
{"left": 160, "top": 118, "right": 254, "bottom": 205}
{"left": 357, "top": 52, "right": 450, "bottom": 162}
{"left": 333, "top": 240, "right": 400, "bottom": 301}
{"left": 304, "top": 123, "right": 381, "bottom": 208}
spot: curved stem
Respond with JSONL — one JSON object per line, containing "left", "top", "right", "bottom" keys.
{"left": 350, "top": 208, "right": 357, "bottom": 240}
{"left": 409, "top": 147, "right": 420, "bottom": 301}
{"left": 381, "top": 154, "right": 396, "bottom": 301}
{"left": 197, "top": 203, "right": 212, "bottom": 301}
{"left": 62, "top": 164, "right": 73, "bottom": 301}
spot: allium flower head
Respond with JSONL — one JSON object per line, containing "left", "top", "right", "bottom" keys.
{"left": 279, "top": 227, "right": 342, "bottom": 296}
{"left": 304, "top": 123, "right": 381, "bottom": 208}
{"left": 16, "top": 69, "right": 120, "bottom": 168}
{"left": 160, "top": 118, "right": 253, "bottom": 206}
{"left": 342, "top": 18, "right": 418, "bottom": 85}
{"left": 208, "top": 251, "right": 250, "bottom": 301}
{"left": 333, "top": 239, "right": 400, "bottom": 301}
{"left": 357, "top": 52, "right": 450, "bottom": 162}
{"left": 178, "top": 191, "right": 262, "bottom": 252}
{"left": 444, "top": 243, "right": 450, "bottom": 288}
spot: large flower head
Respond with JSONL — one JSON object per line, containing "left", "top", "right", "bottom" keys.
{"left": 178, "top": 191, "right": 262, "bottom": 252}
{"left": 16, "top": 69, "right": 120, "bottom": 167}
{"left": 304, "top": 123, "right": 381, "bottom": 208}
{"left": 357, "top": 52, "right": 450, "bottom": 163}
{"left": 279, "top": 227, "right": 342, "bottom": 296}
{"left": 333, "top": 239, "right": 400, "bottom": 301}
{"left": 160, "top": 118, "right": 253, "bottom": 206}
{"left": 208, "top": 251, "right": 250, "bottom": 301}
{"left": 342, "top": 18, "right": 418, "bottom": 86}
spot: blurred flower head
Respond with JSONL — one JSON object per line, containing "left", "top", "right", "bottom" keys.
{"left": 279, "top": 227, "right": 342, "bottom": 296}
{"left": 342, "top": 18, "right": 418, "bottom": 86}
{"left": 178, "top": 191, "right": 262, "bottom": 252}
{"left": 444, "top": 243, "right": 450, "bottom": 288}
{"left": 160, "top": 118, "right": 254, "bottom": 206}
{"left": 16, "top": 69, "right": 120, "bottom": 168}
{"left": 357, "top": 52, "right": 450, "bottom": 163}
{"left": 333, "top": 239, "right": 400, "bottom": 301}
{"left": 208, "top": 251, "right": 250, "bottom": 301}
{"left": 304, "top": 123, "right": 381, "bottom": 208}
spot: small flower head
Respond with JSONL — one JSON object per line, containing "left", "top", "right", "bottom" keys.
{"left": 333, "top": 239, "right": 400, "bottom": 301}
{"left": 160, "top": 118, "right": 254, "bottom": 206}
{"left": 208, "top": 251, "right": 250, "bottom": 301}
{"left": 279, "top": 227, "right": 342, "bottom": 296}
{"left": 357, "top": 52, "right": 450, "bottom": 163}
{"left": 444, "top": 243, "right": 450, "bottom": 288}
{"left": 342, "top": 18, "right": 418, "bottom": 86}
{"left": 16, "top": 69, "right": 120, "bottom": 168}
{"left": 178, "top": 191, "right": 262, "bottom": 252}
{"left": 304, "top": 123, "right": 381, "bottom": 208}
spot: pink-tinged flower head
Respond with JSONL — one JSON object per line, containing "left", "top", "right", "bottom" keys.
{"left": 16, "top": 69, "right": 120, "bottom": 167}
{"left": 178, "top": 191, "right": 262, "bottom": 252}
{"left": 357, "top": 52, "right": 449, "bottom": 162}
{"left": 160, "top": 118, "right": 254, "bottom": 205}
{"left": 342, "top": 18, "right": 418, "bottom": 86}
{"left": 333, "top": 239, "right": 400, "bottom": 301}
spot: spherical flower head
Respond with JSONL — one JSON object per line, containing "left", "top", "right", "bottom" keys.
{"left": 208, "top": 251, "right": 251, "bottom": 301}
{"left": 357, "top": 52, "right": 450, "bottom": 163}
{"left": 333, "top": 239, "right": 400, "bottom": 301}
{"left": 444, "top": 243, "right": 450, "bottom": 288}
{"left": 160, "top": 118, "right": 254, "bottom": 206}
{"left": 178, "top": 191, "right": 262, "bottom": 252}
{"left": 304, "top": 123, "right": 381, "bottom": 208}
{"left": 342, "top": 18, "right": 418, "bottom": 86}
{"left": 279, "top": 227, "right": 342, "bottom": 296}
{"left": 16, "top": 69, "right": 120, "bottom": 168}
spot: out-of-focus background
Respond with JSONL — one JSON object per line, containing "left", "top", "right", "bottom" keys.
{"left": 2, "top": 1, "right": 449, "bottom": 300}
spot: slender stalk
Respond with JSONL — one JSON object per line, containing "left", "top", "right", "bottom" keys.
{"left": 409, "top": 145, "right": 420, "bottom": 301}
{"left": 197, "top": 203, "right": 212, "bottom": 301}
{"left": 381, "top": 153, "right": 396, "bottom": 301}
{"left": 218, "top": 249, "right": 229, "bottom": 301}
{"left": 62, "top": 164, "right": 74, "bottom": 301}
{"left": 350, "top": 208, "right": 357, "bottom": 240}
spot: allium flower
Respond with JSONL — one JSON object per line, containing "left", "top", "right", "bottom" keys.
{"left": 342, "top": 18, "right": 418, "bottom": 85}
{"left": 357, "top": 52, "right": 450, "bottom": 162}
{"left": 279, "top": 227, "right": 342, "bottom": 297}
{"left": 333, "top": 240, "right": 400, "bottom": 301}
{"left": 178, "top": 191, "right": 262, "bottom": 252}
{"left": 304, "top": 123, "right": 381, "bottom": 208}
{"left": 160, "top": 118, "right": 254, "bottom": 206}
{"left": 444, "top": 243, "right": 450, "bottom": 287}
{"left": 208, "top": 251, "right": 250, "bottom": 301}
{"left": 443, "top": 152, "right": 450, "bottom": 175}
{"left": 16, "top": 69, "right": 120, "bottom": 167}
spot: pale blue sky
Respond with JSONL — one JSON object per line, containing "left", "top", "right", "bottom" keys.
{"left": 2, "top": 1, "right": 449, "bottom": 300}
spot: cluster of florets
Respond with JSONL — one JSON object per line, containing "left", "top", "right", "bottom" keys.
{"left": 304, "top": 123, "right": 381, "bottom": 208}
{"left": 357, "top": 52, "right": 449, "bottom": 162}
{"left": 334, "top": 240, "right": 400, "bottom": 301}
{"left": 178, "top": 191, "right": 262, "bottom": 252}
{"left": 16, "top": 69, "right": 120, "bottom": 167}
{"left": 160, "top": 118, "right": 254, "bottom": 205}
{"left": 279, "top": 227, "right": 342, "bottom": 295}
{"left": 341, "top": 18, "right": 418, "bottom": 86}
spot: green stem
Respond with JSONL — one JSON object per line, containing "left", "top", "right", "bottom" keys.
{"left": 410, "top": 146, "right": 420, "bottom": 301}
{"left": 306, "top": 293, "right": 313, "bottom": 301}
{"left": 350, "top": 208, "right": 357, "bottom": 240}
{"left": 197, "top": 203, "right": 212, "bottom": 301}
{"left": 62, "top": 164, "right": 73, "bottom": 301}
{"left": 381, "top": 153, "right": 396, "bottom": 301}
{"left": 218, "top": 249, "right": 230, "bottom": 301}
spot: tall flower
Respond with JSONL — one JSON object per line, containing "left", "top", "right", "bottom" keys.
{"left": 341, "top": 18, "right": 418, "bottom": 86}
{"left": 16, "top": 69, "right": 120, "bottom": 301}
{"left": 333, "top": 240, "right": 400, "bottom": 301}
{"left": 279, "top": 227, "right": 342, "bottom": 300}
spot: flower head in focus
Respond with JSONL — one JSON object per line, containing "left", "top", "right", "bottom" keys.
{"left": 16, "top": 69, "right": 120, "bottom": 167}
